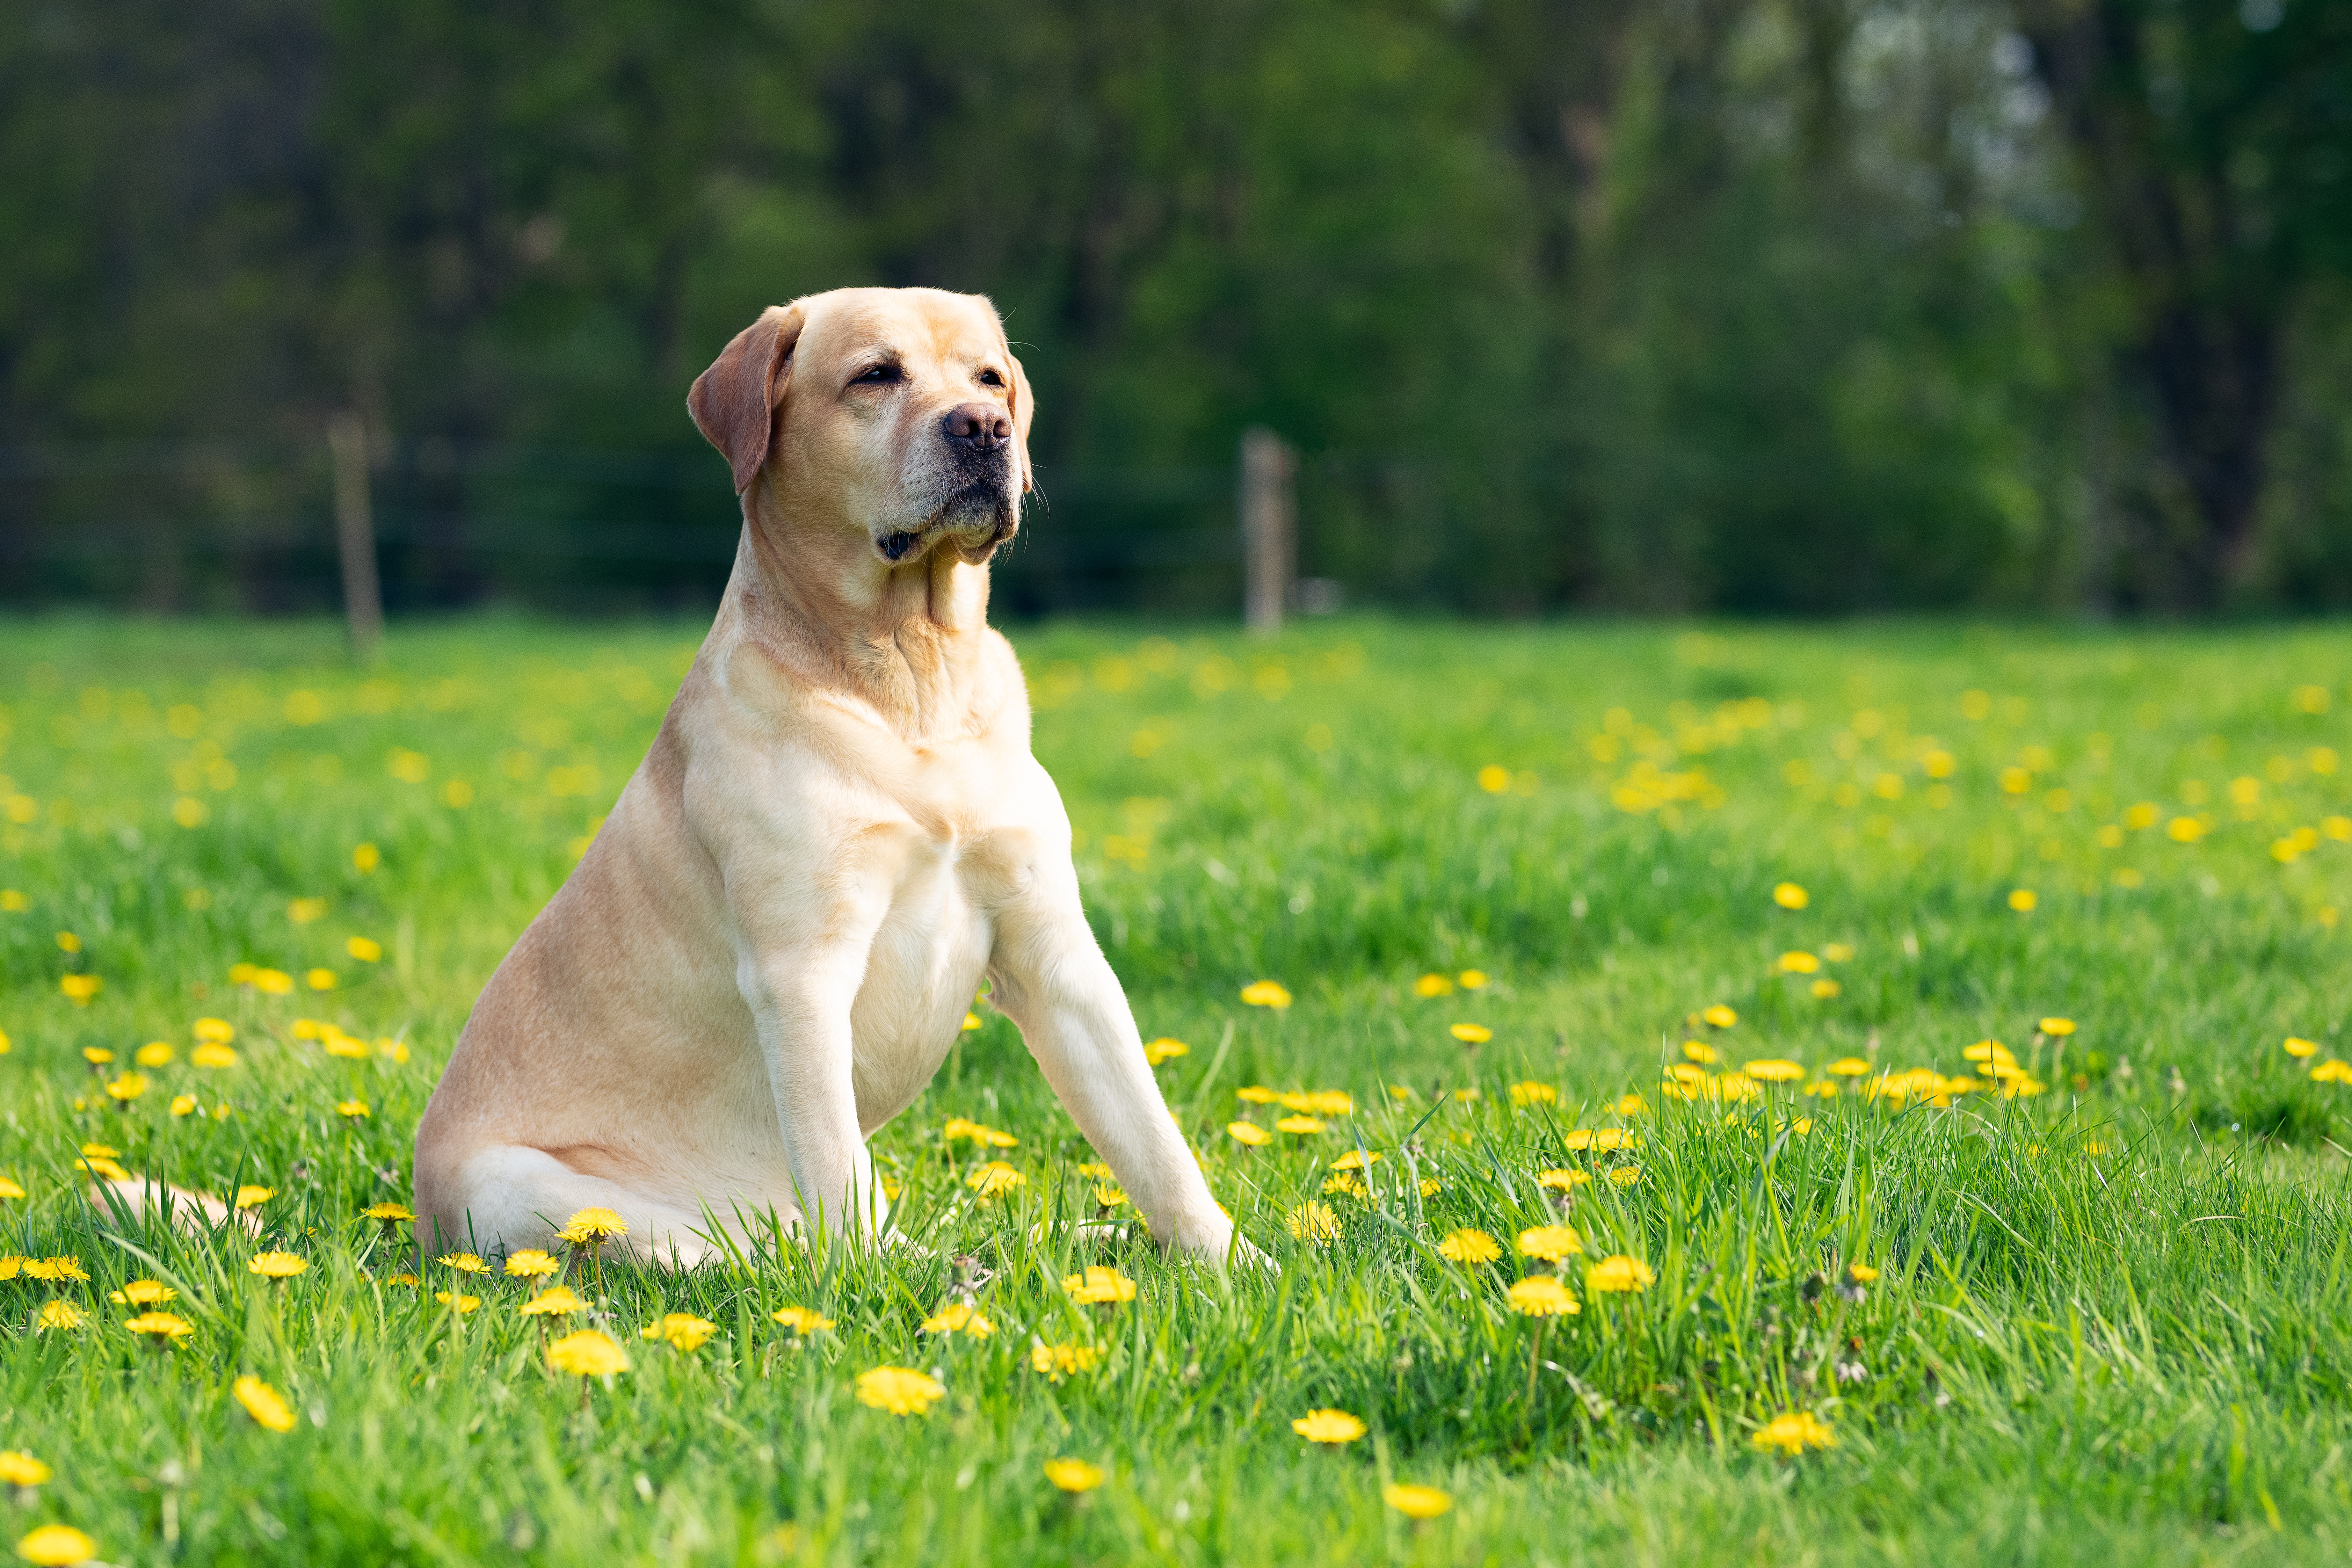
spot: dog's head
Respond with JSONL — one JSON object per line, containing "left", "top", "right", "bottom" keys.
{"left": 690, "top": 288, "right": 1033, "bottom": 568}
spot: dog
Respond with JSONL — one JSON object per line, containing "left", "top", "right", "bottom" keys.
{"left": 413, "top": 287, "right": 1241, "bottom": 1268}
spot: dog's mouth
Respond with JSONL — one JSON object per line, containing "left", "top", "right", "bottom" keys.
{"left": 875, "top": 484, "right": 1018, "bottom": 565}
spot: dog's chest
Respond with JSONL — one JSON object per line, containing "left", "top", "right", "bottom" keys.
{"left": 844, "top": 814, "right": 1003, "bottom": 1124}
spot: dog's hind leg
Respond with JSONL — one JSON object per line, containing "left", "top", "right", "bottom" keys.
{"left": 422, "top": 1145, "right": 731, "bottom": 1269}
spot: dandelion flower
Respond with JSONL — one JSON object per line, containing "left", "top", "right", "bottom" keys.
{"left": 1449, "top": 1024, "right": 1493, "bottom": 1047}
{"left": 14, "top": 1525, "right": 98, "bottom": 1566}
{"left": 347, "top": 937, "right": 383, "bottom": 963}
{"left": 1321, "top": 1173, "right": 1366, "bottom": 1197}
{"left": 0, "top": 1452, "right": 49, "bottom": 1487}
{"left": 335, "top": 1099, "right": 370, "bottom": 1119}
{"left": 125, "top": 1310, "right": 194, "bottom": 1344}
{"left": 192, "top": 1043, "right": 238, "bottom": 1069}
{"left": 1586, "top": 1255, "right": 1655, "bottom": 1294}
{"left": 1383, "top": 1483, "right": 1452, "bottom": 1519}
{"left": 249, "top": 1252, "right": 308, "bottom": 1280}
{"left": 558, "top": 1207, "right": 628, "bottom": 1246}
{"left": 546, "top": 1329, "right": 629, "bottom": 1377}
{"left": 1517, "top": 1225, "right": 1583, "bottom": 1261}
{"left": 34, "top": 1302, "right": 85, "bottom": 1332}
{"left": 1563, "top": 1128, "right": 1635, "bottom": 1152}
{"left": 2007, "top": 889, "right": 2037, "bottom": 913}
{"left": 921, "top": 1302, "right": 995, "bottom": 1337}
{"left": 169, "top": 1095, "right": 198, "bottom": 1117}
{"left": 0, "top": 1179, "right": 20, "bottom": 1201}
{"left": 1236, "top": 1086, "right": 1278, "bottom": 1104}
{"left": 504, "top": 1249, "right": 558, "bottom": 1279}
{"left": 2310, "top": 1060, "right": 2352, "bottom": 1083}
{"left": 2039, "top": 1017, "right": 2076, "bottom": 1036}
{"left": 1029, "top": 1342, "right": 1100, "bottom": 1380}
{"left": 109, "top": 1280, "right": 175, "bottom": 1307}
{"left": 1240, "top": 980, "right": 1292, "bottom": 1009}
{"left": 1413, "top": 973, "right": 1456, "bottom": 998}
{"left": 1142, "top": 1037, "right": 1188, "bottom": 1065}
{"left": 521, "top": 1286, "right": 586, "bottom": 1319}
{"left": 641, "top": 1313, "right": 717, "bottom": 1351}
{"left": 854, "top": 1365, "right": 944, "bottom": 1415}
{"left": 1437, "top": 1229, "right": 1501, "bottom": 1264}
{"left": 232, "top": 1375, "right": 297, "bottom": 1433}
{"left": 1828, "top": 1057, "right": 1871, "bottom": 1077}
{"left": 1044, "top": 1457, "right": 1105, "bottom": 1493}
{"left": 1458, "top": 970, "right": 1488, "bottom": 989}
{"left": 1291, "top": 1409, "right": 1366, "bottom": 1444}
{"left": 1332, "top": 1150, "right": 1382, "bottom": 1171}
{"left": 434, "top": 1292, "right": 481, "bottom": 1314}
{"left": 1275, "top": 1115, "right": 1325, "bottom": 1135}
{"left": 1286, "top": 1203, "right": 1342, "bottom": 1243}
{"left": 1810, "top": 979, "right": 1842, "bottom": 999}
{"left": 1744, "top": 1059, "right": 1803, "bottom": 1084}
{"left": 1507, "top": 1081, "right": 1556, "bottom": 1108}
{"left": 1680, "top": 1039, "right": 1720, "bottom": 1065}
{"left": 943, "top": 1118, "right": 1018, "bottom": 1148}
{"left": 1606, "top": 1166, "right": 1641, "bottom": 1188}
{"left": 1772, "top": 882, "right": 1808, "bottom": 910}
{"left": 773, "top": 1306, "right": 835, "bottom": 1335}
{"left": 1062, "top": 1265, "right": 1138, "bottom": 1305}
{"left": 1777, "top": 951, "right": 1820, "bottom": 974}
{"left": 1536, "top": 1168, "right": 1591, "bottom": 1191}
{"left": 1507, "top": 1276, "right": 1581, "bottom": 1316}
{"left": 1703, "top": 1004, "right": 1737, "bottom": 1029}
{"left": 135, "top": 1041, "right": 175, "bottom": 1067}
{"left": 2285, "top": 1037, "right": 2320, "bottom": 1059}
{"left": 1847, "top": 1262, "right": 1880, "bottom": 1283}
{"left": 27, "top": 1258, "right": 88, "bottom": 1283}
{"left": 234, "top": 1186, "right": 275, "bottom": 1210}
{"left": 965, "top": 1161, "right": 1026, "bottom": 1198}
{"left": 1226, "top": 1121, "right": 1271, "bottom": 1147}
{"left": 59, "top": 975, "right": 101, "bottom": 1005}
{"left": 1750, "top": 1410, "right": 1836, "bottom": 1455}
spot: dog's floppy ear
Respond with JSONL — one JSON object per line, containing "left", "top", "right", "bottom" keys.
{"left": 1001, "top": 333, "right": 1036, "bottom": 495}
{"left": 689, "top": 303, "right": 807, "bottom": 494}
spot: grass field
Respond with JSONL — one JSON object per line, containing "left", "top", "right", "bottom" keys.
{"left": 5, "top": 613, "right": 2352, "bottom": 1566}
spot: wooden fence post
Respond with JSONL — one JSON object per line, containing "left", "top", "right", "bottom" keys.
{"left": 1240, "top": 427, "right": 1294, "bottom": 634}
{"left": 328, "top": 413, "right": 383, "bottom": 664}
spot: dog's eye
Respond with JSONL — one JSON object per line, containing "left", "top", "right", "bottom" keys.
{"left": 978, "top": 368, "right": 1005, "bottom": 388}
{"left": 853, "top": 364, "right": 901, "bottom": 386}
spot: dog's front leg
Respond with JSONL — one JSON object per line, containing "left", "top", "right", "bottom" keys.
{"left": 731, "top": 887, "right": 895, "bottom": 1250}
{"left": 989, "top": 894, "right": 1240, "bottom": 1263}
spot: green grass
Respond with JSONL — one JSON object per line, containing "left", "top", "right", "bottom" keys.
{"left": 5, "top": 612, "right": 2352, "bottom": 1566}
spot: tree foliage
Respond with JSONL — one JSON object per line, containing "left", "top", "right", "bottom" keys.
{"left": 0, "top": 0, "right": 2346, "bottom": 613}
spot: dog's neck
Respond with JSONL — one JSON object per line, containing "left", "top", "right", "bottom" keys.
{"left": 720, "top": 500, "right": 997, "bottom": 741}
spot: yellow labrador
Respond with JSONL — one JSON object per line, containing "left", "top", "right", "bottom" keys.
{"left": 413, "top": 287, "right": 1237, "bottom": 1267}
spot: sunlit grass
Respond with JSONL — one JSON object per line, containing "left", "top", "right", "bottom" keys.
{"left": 2, "top": 614, "right": 2351, "bottom": 1564}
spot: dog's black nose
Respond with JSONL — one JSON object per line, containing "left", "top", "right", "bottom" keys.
{"left": 942, "top": 403, "right": 1011, "bottom": 450}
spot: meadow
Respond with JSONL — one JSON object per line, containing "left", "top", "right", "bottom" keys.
{"left": 3, "top": 612, "right": 2352, "bottom": 1566}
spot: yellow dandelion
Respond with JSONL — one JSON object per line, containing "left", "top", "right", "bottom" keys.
{"left": 1236, "top": 1085, "right": 1279, "bottom": 1103}
{"left": 232, "top": 1375, "right": 298, "bottom": 1433}
{"left": 2008, "top": 888, "right": 2037, "bottom": 913}
{"left": 14, "top": 1526, "right": 98, "bottom": 1567}
{"left": 1291, "top": 1408, "right": 1366, "bottom": 1444}
{"left": 1413, "top": 972, "right": 1456, "bottom": 997}
{"left": 943, "top": 1117, "right": 1018, "bottom": 1148}
{"left": 1703, "top": 1004, "right": 1737, "bottom": 1028}
{"left": 34, "top": 1301, "right": 86, "bottom": 1331}
{"left": 1536, "top": 1168, "right": 1591, "bottom": 1191}
{"left": 1043, "top": 1457, "right": 1105, "bottom": 1493}
{"left": 1606, "top": 1165, "right": 1641, "bottom": 1188}
{"left": 921, "top": 1302, "right": 995, "bottom": 1338}
{"left": 1286, "top": 1202, "right": 1342, "bottom": 1243}
{"left": 1777, "top": 950, "right": 1820, "bottom": 974}
{"left": 546, "top": 1329, "right": 629, "bottom": 1377}
{"left": 438, "top": 1253, "right": 489, "bottom": 1276}
{"left": 504, "top": 1249, "right": 558, "bottom": 1279}
{"left": 558, "top": 1207, "right": 628, "bottom": 1245}
{"left": 334, "top": 1099, "right": 369, "bottom": 1119}
{"left": 1458, "top": 970, "right": 1489, "bottom": 989}
{"left": 1507, "top": 1081, "right": 1556, "bottom": 1108}
{"left": 249, "top": 1252, "right": 308, "bottom": 1280}
{"left": 1681, "top": 1039, "right": 1720, "bottom": 1064}
{"left": 1563, "top": 1128, "right": 1635, "bottom": 1152}
{"left": 0, "top": 1451, "right": 50, "bottom": 1487}
{"left": 1383, "top": 1483, "right": 1453, "bottom": 1519}
{"left": 109, "top": 1280, "right": 175, "bottom": 1307}
{"left": 1828, "top": 1056, "right": 1871, "bottom": 1076}
{"left": 234, "top": 1185, "right": 275, "bottom": 1210}
{"left": 1275, "top": 1115, "right": 1326, "bottom": 1134}
{"left": 641, "top": 1313, "right": 717, "bottom": 1351}
{"left": 2285, "top": 1037, "right": 2321, "bottom": 1059}
{"left": 27, "top": 1257, "right": 88, "bottom": 1283}
{"left": 772, "top": 1306, "right": 835, "bottom": 1335}
{"left": 1744, "top": 1059, "right": 1803, "bottom": 1083}
{"left": 434, "top": 1292, "right": 481, "bottom": 1314}
{"left": 1227, "top": 1121, "right": 1272, "bottom": 1147}
{"left": 1240, "top": 980, "right": 1292, "bottom": 1009}
{"left": 1517, "top": 1225, "right": 1583, "bottom": 1261}
{"left": 854, "top": 1365, "right": 944, "bottom": 1415}
{"left": 521, "top": 1286, "right": 586, "bottom": 1319}
{"left": 1029, "top": 1342, "right": 1101, "bottom": 1380}
{"left": 1437, "top": 1229, "right": 1502, "bottom": 1264}
{"left": 192, "top": 1042, "right": 238, "bottom": 1069}
{"left": 1848, "top": 1262, "right": 1880, "bottom": 1283}
{"left": 1506, "top": 1275, "right": 1581, "bottom": 1316}
{"left": 1585, "top": 1255, "right": 1656, "bottom": 1293}
{"left": 1750, "top": 1410, "right": 1837, "bottom": 1456}
{"left": 965, "top": 1161, "right": 1026, "bottom": 1198}
{"left": 125, "top": 1310, "right": 195, "bottom": 1344}
{"left": 1062, "top": 1265, "right": 1138, "bottom": 1305}
{"left": 1449, "top": 1023, "right": 1493, "bottom": 1046}
{"left": 1772, "top": 882, "right": 1809, "bottom": 909}
{"left": 0, "top": 1179, "right": 20, "bottom": 1201}
{"left": 1143, "top": 1037, "right": 1188, "bottom": 1065}
{"left": 2039, "top": 1017, "right": 2076, "bottom": 1036}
